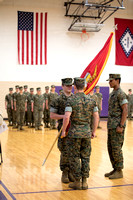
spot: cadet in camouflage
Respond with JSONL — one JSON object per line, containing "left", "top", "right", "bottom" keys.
{"left": 32, "top": 87, "right": 45, "bottom": 131}
{"left": 14, "top": 86, "right": 27, "bottom": 131}
{"left": 49, "top": 85, "right": 58, "bottom": 129}
{"left": 5, "top": 88, "right": 13, "bottom": 126}
{"left": 12, "top": 85, "right": 19, "bottom": 128}
{"left": 27, "top": 88, "right": 34, "bottom": 128}
{"left": 50, "top": 78, "right": 74, "bottom": 184}
{"left": 127, "top": 89, "right": 133, "bottom": 120}
{"left": 23, "top": 85, "right": 30, "bottom": 125}
{"left": 61, "top": 77, "right": 99, "bottom": 190}
{"left": 95, "top": 85, "right": 103, "bottom": 128}
{"left": 43, "top": 86, "right": 50, "bottom": 128}
{"left": 88, "top": 89, "right": 98, "bottom": 133}
{"left": 105, "top": 74, "right": 128, "bottom": 179}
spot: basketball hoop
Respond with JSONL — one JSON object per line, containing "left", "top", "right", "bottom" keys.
{"left": 81, "top": 29, "right": 89, "bottom": 41}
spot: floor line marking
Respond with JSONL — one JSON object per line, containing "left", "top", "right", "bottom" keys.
{"left": 12, "top": 183, "right": 133, "bottom": 195}
{"left": 0, "top": 181, "right": 16, "bottom": 200}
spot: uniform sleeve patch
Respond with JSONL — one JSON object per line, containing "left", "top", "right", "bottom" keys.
{"left": 93, "top": 106, "right": 98, "bottom": 112}
{"left": 121, "top": 99, "right": 128, "bottom": 106}
{"left": 65, "top": 107, "right": 72, "bottom": 112}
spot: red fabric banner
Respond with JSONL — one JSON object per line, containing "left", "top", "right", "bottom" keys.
{"left": 115, "top": 18, "right": 133, "bottom": 66}
{"left": 80, "top": 32, "right": 113, "bottom": 94}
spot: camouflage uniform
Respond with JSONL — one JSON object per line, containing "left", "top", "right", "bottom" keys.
{"left": 50, "top": 92, "right": 73, "bottom": 171}
{"left": 14, "top": 88, "right": 27, "bottom": 128}
{"left": 49, "top": 86, "right": 58, "bottom": 129}
{"left": 107, "top": 75, "right": 128, "bottom": 171}
{"left": 88, "top": 93, "right": 98, "bottom": 131}
{"left": 65, "top": 79, "right": 98, "bottom": 181}
{"left": 43, "top": 86, "right": 50, "bottom": 128}
{"left": 27, "top": 89, "right": 34, "bottom": 127}
{"left": 23, "top": 85, "right": 30, "bottom": 125}
{"left": 33, "top": 90, "right": 45, "bottom": 129}
{"left": 95, "top": 86, "right": 103, "bottom": 127}
{"left": 12, "top": 85, "right": 19, "bottom": 127}
{"left": 5, "top": 88, "right": 13, "bottom": 125}
{"left": 50, "top": 78, "right": 73, "bottom": 173}
{"left": 127, "top": 89, "right": 133, "bottom": 120}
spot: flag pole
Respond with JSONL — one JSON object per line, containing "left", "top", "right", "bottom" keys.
{"left": 42, "top": 126, "right": 62, "bottom": 166}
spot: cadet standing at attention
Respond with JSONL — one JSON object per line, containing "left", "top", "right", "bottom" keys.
{"left": 127, "top": 89, "right": 133, "bottom": 120}
{"left": 49, "top": 85, "right": 58, "bottom": 129}
{"left": 5, "top": 88, "right": 13, "bottom": 126}
{"left": 88, "top": 89, "right": 98, "bottom": 135}
{"left": 23, "top": 85, "right": 30, "bottom": 126}
{"left": 27, "top": 88, "right": 34, "bottom": 128}
{"left": 12, "top": 85, "right": 19, "bottom": 128}
{"left": 95, "top": 85, "right": 103, "bottom": 128}
{"left": 32, "top": 87, "right": 45, "bottom": 131}
{"left": 50, "top": 78, "right": 74, "bottom": 183}
{"left": 14, "top": 86, "right": 27, "bottom": 131}
{"left": 43, "top": 86, "right": 50, "bottom": 128}
{"left": 105, "top": 74, "right": 128, "bottom": 179}
{"left": 61, "top": 77, "right": 99, "bottom": 190}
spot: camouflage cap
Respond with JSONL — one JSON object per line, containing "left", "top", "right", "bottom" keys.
{"left": 9, "top": 88, "right": 13, "bottom": 91}
{"left": 106, "top": 74, "right": 121, "bottom": 81}
{"left": 15, "top": 85, "right": 19, "bottom": 89}
{"left": 51, "top": 85, "right": 55, "bottom": 88}
{"left": 30, "top": 88, "right": 34, "bottom": 91}
{"left": 24, "top": 85, "right": 28, "bottom": 89}
{"left": 61, "top": 78, "right": 73, "bottom": 86}
{"left": 95, "top": 85, "right": 100, "bottom": 89}
{"left": 19, "top": 86, "right": 23, "bottom": 90}
{"left": 45, "top": 86, "right": 49, "bottom": 90}
{"left": 36, "top": 87, "right": 41, "bottom": 91}
{"left": 73, "top": 77, "right": 85, "bottom": 87}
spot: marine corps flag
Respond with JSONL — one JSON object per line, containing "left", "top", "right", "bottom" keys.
{"left": 115, "top": 18, "right": 133, "bottom": 66}
{"left": 80, "top": 32, "right": 113, "bottom": 94}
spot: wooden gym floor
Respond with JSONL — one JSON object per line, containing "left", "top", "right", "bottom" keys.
{"left": 0, "top": 119, "right": 133, "bottom": 200}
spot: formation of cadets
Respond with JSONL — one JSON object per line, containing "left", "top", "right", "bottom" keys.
{"left": 5, "top": 85, "right": 58, "bottom": 131}
{"left": 5, "top": 85, "right": 133, "bottom": 131}
{"left": 4, "top": 76, "right": 133, "bottom": 190}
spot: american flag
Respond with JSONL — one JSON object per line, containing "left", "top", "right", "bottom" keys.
{"left": 18, "top": 11, "right": 47, "bottom": 65}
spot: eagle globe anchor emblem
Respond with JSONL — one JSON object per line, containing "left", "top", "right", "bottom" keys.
{"left": 84, "top": 65, "right": 97, "bottom": 90}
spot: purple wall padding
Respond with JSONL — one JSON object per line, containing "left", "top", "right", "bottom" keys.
{"left": 55, "top": 86, "right": 109, "bottom": 117}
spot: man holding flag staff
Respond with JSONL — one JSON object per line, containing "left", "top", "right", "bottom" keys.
{"left": 61, "top": 77, "right": 99, "bottom": 190}
{"left": 50, "top": 78, "right": 74, "bottom": 184}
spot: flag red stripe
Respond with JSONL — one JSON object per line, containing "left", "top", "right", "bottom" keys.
{"left": 26, "top": 31, "right": 29, "bottom": 64}
{"left": 18, "top": 30, "right": 20, "bottom": 64}
{"left": 22, "top": 30, "right": 24, "bottom": 64}
{"left": 40, "top": 13, "right": 43, "bottom": 65}
{"left": 81, "top": 32, "right": 113, "bottom": 94}
{"left": 36, "top": 13, "right": 38, "bottom": 65}
{"left": 31, "top": 31, "right": 33, "bottom": 65}
{"left": 45, "top": 12, "right": 47, "bottom": 65}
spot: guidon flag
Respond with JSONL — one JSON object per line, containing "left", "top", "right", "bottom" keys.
{"left": 80, "top": 32, "right": 113, "bottom": 94}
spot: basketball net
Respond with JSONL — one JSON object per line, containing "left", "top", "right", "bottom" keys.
{"left": 80, "top": 29, "right": 89, "bottom": 41}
